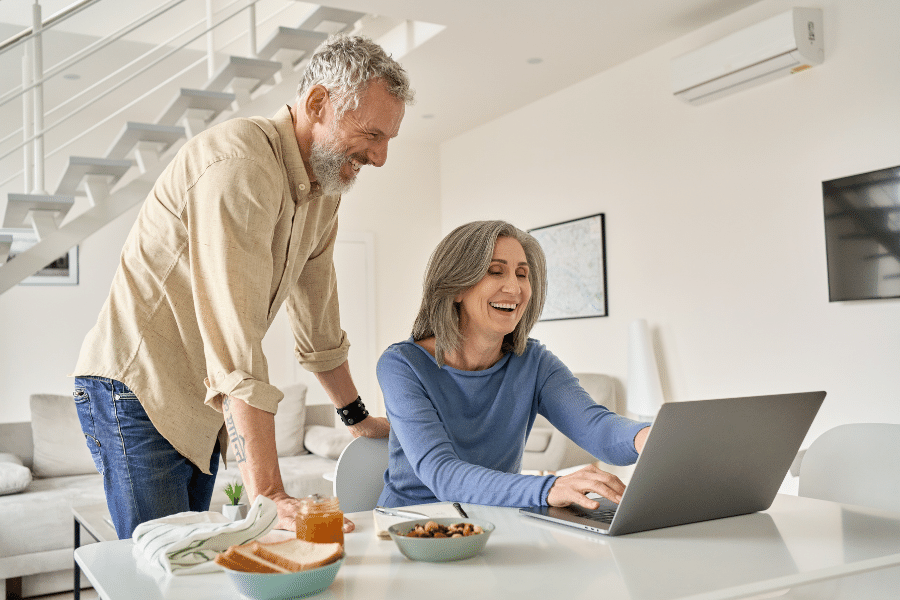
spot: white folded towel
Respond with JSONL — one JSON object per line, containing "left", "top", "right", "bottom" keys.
{"left": 132, "top": 495, "right": 278, "bottom": 575}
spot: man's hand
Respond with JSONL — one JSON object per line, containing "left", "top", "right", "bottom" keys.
{"left": 347, "top": 415, "right": 390, "bottom": 439}
{"left": 271, "top": 491, "right": 356, "bottom": 533}
{"left": 546, "top": 464, "right": 626, "bottom": 510}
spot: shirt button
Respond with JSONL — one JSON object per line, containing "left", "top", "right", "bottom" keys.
{"left": 298, "top": 184, "right": 306, "bottom": 191}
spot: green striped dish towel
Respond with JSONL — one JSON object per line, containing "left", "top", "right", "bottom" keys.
{"left": 132, "top": 495, "right": 278, "bottom": 574}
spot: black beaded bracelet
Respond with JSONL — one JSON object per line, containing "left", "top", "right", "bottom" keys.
{"left": 336, "top": 396, "right": 369, "bottom": 426}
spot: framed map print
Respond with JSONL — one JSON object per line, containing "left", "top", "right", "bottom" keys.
{"left": 529, "top": 213, "right": 607, "bottom": 320}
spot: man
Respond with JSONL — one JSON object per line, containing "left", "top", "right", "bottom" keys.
{"left": 72, "top": 34, "right": 413, "bottom": 538}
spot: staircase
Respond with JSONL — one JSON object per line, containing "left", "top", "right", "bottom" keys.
{"left": 0, "top": 0, "right": 375, "bottom": 294}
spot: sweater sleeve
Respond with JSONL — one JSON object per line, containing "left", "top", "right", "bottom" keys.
{"left": 535, "top": 349, "right": 648, "bottom": 466}
{"left": 378, "top": 348, "right": 556, "bottom": 508}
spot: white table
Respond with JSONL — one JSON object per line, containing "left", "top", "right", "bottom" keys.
{"left": 72, "top": 503, "right": 117, "bottom": 600}
{"left": 74, "top": 494, "right": 900, "bottom": 600}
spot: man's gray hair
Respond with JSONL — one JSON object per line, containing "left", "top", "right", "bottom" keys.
{"left": 412, "top": 221, "right": 548, "bottom": 367}
{"left": 297, "top": 34, "right": 415, "bottom": 120}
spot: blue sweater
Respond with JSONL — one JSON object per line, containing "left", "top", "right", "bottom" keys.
{"left": 376, "top": 338, "right": 648, "bottom": 508}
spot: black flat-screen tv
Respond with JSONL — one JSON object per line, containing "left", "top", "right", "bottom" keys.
{"left": 823, "top": 165, "right": 900, "bottom": 302}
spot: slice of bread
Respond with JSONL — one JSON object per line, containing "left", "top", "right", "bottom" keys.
{"left": 213, "top": 545, "right": 290, "bottom": 574}
{"left": 251, "top": 539, "right": 343, "bottom": 572}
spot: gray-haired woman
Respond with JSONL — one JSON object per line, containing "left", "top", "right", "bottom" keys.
{"left": 377, "top": 220, "right": 650, "bottom": 508}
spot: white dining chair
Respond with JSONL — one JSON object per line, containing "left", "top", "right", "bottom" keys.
{"left": 798, "top": 423, "right": 900, "bottom": 513}
{"left": 332, "top": 436, "right": 390, "bottom": 513}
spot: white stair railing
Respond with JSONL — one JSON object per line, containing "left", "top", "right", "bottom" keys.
{"left": 0, "top": 0, "right": 374, "bottom": 294}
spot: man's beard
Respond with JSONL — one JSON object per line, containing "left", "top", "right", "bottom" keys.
{"left": 309, "top": 126, "right": 356, "bottom": 196}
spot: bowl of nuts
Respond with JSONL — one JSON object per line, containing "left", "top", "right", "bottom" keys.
{"left": 387, "top": 518, "right": 495, "bottom": 562}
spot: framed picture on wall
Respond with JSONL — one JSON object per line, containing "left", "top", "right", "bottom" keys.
{"left": 529, "top": 213, "right": 607, "bottom": 321}
{"left": 0, "top": 228, "right": 79, "bottom": 286}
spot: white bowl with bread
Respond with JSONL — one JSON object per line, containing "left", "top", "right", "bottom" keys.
{"left": 214, "top": 537, "right": 344, "bottom": 600}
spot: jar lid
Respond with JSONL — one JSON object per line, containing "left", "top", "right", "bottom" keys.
{"left": 300, "top": 493, "right": 339, "bottom": 506}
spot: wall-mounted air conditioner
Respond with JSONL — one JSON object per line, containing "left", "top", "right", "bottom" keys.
{"left": 671, "top": 8, "right": 823, "bottom": 105}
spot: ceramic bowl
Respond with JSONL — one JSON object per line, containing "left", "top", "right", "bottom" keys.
{"left": 221, "top": 556, "right": 344, "bottom": 600}
{"left": 387, "top": 518, "right": 495, "bottom": 562}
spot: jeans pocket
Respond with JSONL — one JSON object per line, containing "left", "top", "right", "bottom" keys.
{"left": 73, "top": 387, "right": 105, "bottom": 475}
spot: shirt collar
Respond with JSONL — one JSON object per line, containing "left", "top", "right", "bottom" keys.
{"left": 273, "top": 104, "right": 318, "bottom": 205}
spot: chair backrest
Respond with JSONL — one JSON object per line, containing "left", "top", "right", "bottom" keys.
{"left": 332, "top": 436, "right": 390, "bottom": 513}
{"left": 799, "top": 423, "right": 900, "bottom": 513}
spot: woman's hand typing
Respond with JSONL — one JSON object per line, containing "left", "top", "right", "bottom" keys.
{"left": 546, "top": 464, "right": 627, "bottom": 509}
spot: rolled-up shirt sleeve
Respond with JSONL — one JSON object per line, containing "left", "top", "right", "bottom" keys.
{"left": 286, "top": 211, "right": 350, "bottom": 373}
{"left": 186, "top": 156, "right": 285, "bottom": 414}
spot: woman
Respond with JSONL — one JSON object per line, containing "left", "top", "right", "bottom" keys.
{"left": 377, "top": 220, "right": 651, "bottom": 510}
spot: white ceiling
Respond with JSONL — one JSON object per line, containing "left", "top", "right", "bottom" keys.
{"left": 0, "top": 0, "right": 765, "bottom": 147}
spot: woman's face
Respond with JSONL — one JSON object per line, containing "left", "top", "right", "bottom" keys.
{"left": 455, "top": 236, "right": 532, "bottom": 343}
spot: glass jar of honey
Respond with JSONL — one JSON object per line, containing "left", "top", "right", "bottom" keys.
{"left": 295, "top": 494, "right": 344, "bottom": 545}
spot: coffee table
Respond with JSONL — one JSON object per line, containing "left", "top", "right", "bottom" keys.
{"left": 72, "top": 503, "right": 117, "bottom": 600}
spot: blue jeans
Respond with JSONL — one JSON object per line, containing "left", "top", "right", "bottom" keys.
{"left": 73, "top": 376, "right": 220, "bottom": 539}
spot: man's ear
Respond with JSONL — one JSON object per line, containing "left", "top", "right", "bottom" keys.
{"left": 303, "top": 85, "right": 329, "bottom": 123}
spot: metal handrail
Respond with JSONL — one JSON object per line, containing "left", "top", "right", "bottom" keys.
{"left": 0, "top": 0, "right": 189, "bottom": 111}
{"left": 0, "top": 0, "right": 261, "bottom": 178}
{"left": 0, "top": 0, "right": 101, "bottom": 54}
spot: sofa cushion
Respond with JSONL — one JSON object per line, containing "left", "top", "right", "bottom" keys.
{"left": 303, "top": 426, "right": 353, "bottom": 460}
{"left": 0, "top": 472, "right": 106, "bottom": 560}
{"left": 225, "top": 383, "right": 308, "bottom": 463}
{"left": 273, "top": 383, "right": 308, "bottom": 457}
{"left": 0, "top": 453, "right": 31, "bottom": 495}
{"left": 30, "top": 394, "right": 97, "bottom": 478}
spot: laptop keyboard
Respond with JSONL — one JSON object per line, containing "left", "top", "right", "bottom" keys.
{"left": 578, "top": 506, "right": 617, "bottom": 523}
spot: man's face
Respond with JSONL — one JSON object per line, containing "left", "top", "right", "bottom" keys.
{"left": 309, "top": 80, "right": 405, "bottom": 196}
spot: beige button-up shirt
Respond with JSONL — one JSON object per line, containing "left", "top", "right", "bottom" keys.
{"left": 73, "top": 105, "right": 349, "bottom": 473}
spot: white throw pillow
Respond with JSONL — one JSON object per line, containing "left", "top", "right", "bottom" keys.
{"left": 273, "top": 383, "right": 308, "bottom": 457}
{"left": 30, "top": 393, "right": 98, "bottom": 478}
{"left": 303, "top": 425, "right": 353, "bottom": 460}
{"left": 0, "top": 453, "right": 32, "bottom": 495}
{"left": 225, "top": 383, "right": 308, "bottom": 462}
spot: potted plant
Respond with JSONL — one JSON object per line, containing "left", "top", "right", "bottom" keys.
{"left": 222, "top": 482, "right": 248, "bottom": 521}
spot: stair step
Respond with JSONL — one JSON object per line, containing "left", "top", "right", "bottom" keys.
{"left": 55, "top": 156, "right": 133, "bottom": 196}
{"left": 204, "top": 56, "right": 281, "bottom": 95}
{"left": 298, "top": 6, "right": 366, "bottom": 33}
{"left": 257, "top": 27, "right": 327, "bottom": 61}
{"left": 157, "top": 88, "right": 236, "bottom": 127}
{"left": 0, "top": 234, "right": 11, "bottom": 264}
{"left": 3, "top": 194, "right": 75, "bottom": 236}
{"left": 105, "top": 122, "right": 186, "bottom": 160}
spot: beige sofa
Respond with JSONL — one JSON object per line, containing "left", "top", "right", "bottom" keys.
{"left": 0, "top": 384, "right": 347, "bottom": 599}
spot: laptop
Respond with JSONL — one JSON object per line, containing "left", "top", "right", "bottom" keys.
{"left": 519, "top": 391, "right": 825, "bottom": 536}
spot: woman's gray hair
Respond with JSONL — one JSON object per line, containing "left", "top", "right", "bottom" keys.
{"left": 297, "top": 33, "right": 415, "bottom": 120}
{"left": 412, "top": 221, "right": 548, "bottom": 367}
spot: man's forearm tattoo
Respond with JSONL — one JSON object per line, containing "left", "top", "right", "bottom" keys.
{"left": 223, "top": 396, "right": 247, "bottom": 464}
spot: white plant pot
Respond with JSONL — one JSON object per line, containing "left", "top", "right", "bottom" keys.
{"left": 223, "top": 503, "right": 249, "bottom": 521}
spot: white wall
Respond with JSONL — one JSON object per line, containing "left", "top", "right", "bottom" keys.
{"left": 440, "top": 0, "right": 900, "bottom": 445}
{"left": 0, "top": 137, "right": 440, "bottom": 423}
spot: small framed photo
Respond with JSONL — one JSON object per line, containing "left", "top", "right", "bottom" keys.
{"left": 529, "top": 213, "right": 607, "bottom": 320}
{"left": 0, "top": 228, "right": 79, "bottom": 286}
